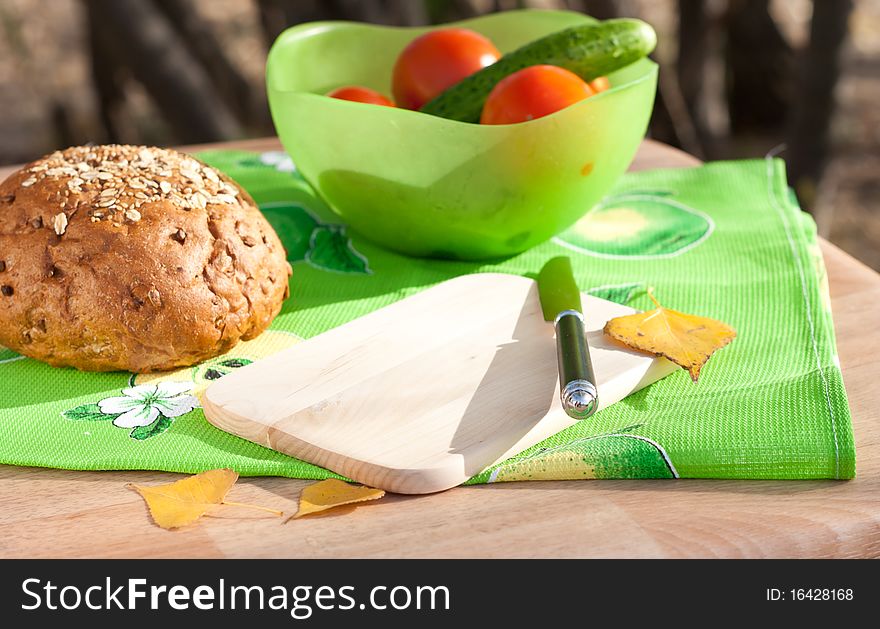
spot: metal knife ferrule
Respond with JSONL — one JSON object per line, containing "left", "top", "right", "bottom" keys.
{"left": 554, "top": 309, "right": 584, "bottom": 325}
{"left": 561, "top": 379, "right": 598, "bottom": 420}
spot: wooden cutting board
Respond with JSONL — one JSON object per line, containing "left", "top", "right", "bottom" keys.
{"left": 203, "top": 273, "right": 675, "bottom": 494}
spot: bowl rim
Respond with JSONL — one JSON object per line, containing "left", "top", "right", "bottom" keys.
{"left": 268, "top": 8, "right": 596, "bottom": 70}
{"left": 266, "top": 9, "right": 658, "bottom": 130}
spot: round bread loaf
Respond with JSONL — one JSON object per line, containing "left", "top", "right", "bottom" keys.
{"left": 0, "top": 145, "right": 292, "bottom": 372}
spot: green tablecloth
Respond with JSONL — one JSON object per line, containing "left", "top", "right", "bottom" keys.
{"left": 0, "top": 151, "right": 854, "bottom": 481}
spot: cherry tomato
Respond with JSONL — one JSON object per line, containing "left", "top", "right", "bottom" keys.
{"left": 590, "top": 76, "right": 611, "bottom": 93}
{"left": 480, "top": 65, "right": 595, "bottom": 125}
{"left": 327, "top": 86, "right": 395, "bottom": 107}
{"left": 393, "top": 28, "right": 501, "bottom": 110}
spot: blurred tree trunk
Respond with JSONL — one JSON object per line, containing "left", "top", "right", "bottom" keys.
{"left": 425, "top": 0, "right": 489, "bottom": 24}
{"left": 392, "top": 0, "right": 429, "bottom": 25}
{"left": 676, "top": 0, "right": 716, "bottom": 155}
{"left": 580, "top": 0, "right": 618, "bottom": 20}
{"left": 257, "top": 0, "right": 422, "bottom": 46}
{"left": 676, "top": 0, "right": 706, "bottom": 112}
{"left": 85, "top": 0, "right": 124, "bottom": 143}
{"left": 646, "top": 1, "right": 703, "bottom": 158}
{"left": 724, "top": 0, "right": 793, "bottom": 135}
{"left": 84, "top": 0, "right": 241, "bottom": 143}
{"left": 154, "top": 0, "right": 272, "bottom": 132}
{"left": 257, "top": 0, "right": 347, "bottom": 45}
{"left": 787, "top": 0, "right": 854, "bottom": 210}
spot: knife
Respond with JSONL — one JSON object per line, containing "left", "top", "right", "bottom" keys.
{"left": 537, "top": 256, "right": 598, "bottom": 420}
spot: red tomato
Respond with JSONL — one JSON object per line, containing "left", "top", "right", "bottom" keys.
{"left": 327, "top": 86, "right": 395, "bottom": 107}
{"left": 393, "top": 28, "right": 501, "bottom": 110}
{"left": 590, "top": 76, "right": 611, "bottom": 93}
{"left": 480, "top": 65, "right": 595, "bottom": 125}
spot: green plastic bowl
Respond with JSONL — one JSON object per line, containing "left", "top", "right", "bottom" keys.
{"left": 267, "top": 10, "right": 657, "bottom": 260}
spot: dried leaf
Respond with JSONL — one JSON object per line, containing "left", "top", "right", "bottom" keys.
{"left": 603, "top": 289, "right": 736, "bottom": 382}
{"left": 128, "top": 468, "right": 282, "bottom": 529}
{"left": 290, "top": 479, "right": 385, "bottom": 520}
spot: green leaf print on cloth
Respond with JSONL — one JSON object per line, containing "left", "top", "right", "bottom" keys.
{"left": 61, "top": 403, "right": 112, "bottom": 422}
{"left": 307, "top": 225, "right": 371, "bottom": 274}
{"left": 586, "top": 282, "right": 646, "bottom": 305}
{"left": 260, "top": 203, "right": 371, "bottom": 275}
{"left": 130, "top": 417, "right": 174, "bottom": 441}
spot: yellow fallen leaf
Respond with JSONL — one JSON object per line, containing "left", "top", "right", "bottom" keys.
{"left": 603, "top": 289, "right": 736, "bottom": 382}
{"left": 290, "top": 479, "right": 385, "bottom": 520}
{"left": 128, "top": 468, "right": 282, "bottom": 530}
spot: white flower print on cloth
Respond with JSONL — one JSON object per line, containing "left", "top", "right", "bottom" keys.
{"left": 63, "top": 382, "right": 200, "bottom": 440}
{"left": 259, "top": 151, "right": 296, "bottom": 173}
{"left": 99, "top": 382, "right": 199, "bottom": 428}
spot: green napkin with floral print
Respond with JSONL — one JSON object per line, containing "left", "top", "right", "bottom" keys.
{"left": 0, "top": 151, "right": 855, "bottom": 481}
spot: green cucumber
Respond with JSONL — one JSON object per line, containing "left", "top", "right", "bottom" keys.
{"left": 420, "top": 19, "right": 657, "bottom": 123}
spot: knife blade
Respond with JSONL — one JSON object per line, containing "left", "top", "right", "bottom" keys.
{"left": 537, "top": 256, "right": 598, "bottom": 420}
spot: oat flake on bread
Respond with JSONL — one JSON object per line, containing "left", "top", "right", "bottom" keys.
{"left": 0, "top": 144, "right": 292, "bottom": 373}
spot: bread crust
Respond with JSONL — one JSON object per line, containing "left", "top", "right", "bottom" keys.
{"left": 0, "top": 145, "right": 292, "bottom": 372}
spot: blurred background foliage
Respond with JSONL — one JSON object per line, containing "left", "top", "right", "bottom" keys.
{"left": 0, "top": 0, "right": 877, "bottom": 268}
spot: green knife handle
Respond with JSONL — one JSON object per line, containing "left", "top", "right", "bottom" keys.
{"left": 555, "top": 311, "right": 598, "bottom": 420}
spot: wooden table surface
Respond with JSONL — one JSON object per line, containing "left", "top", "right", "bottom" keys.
{"left": 1, "top": 139, "right": 878, "bottom": 559}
